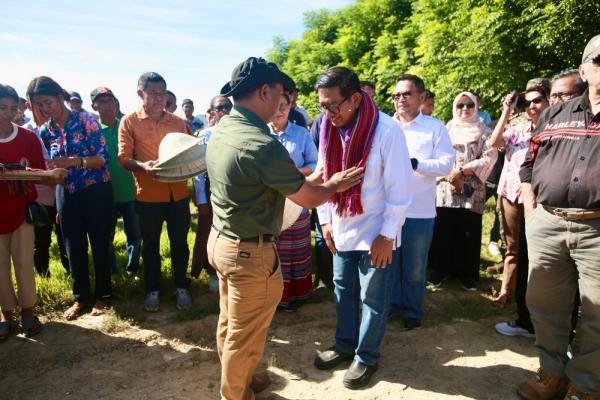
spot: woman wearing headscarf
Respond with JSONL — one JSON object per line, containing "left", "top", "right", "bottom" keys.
{"left": 269, "top": 92, "right": 318, "bottom": 311}
{"left": 27, "top": 76, "right": 113, "bottom": 320}
{"left": 428, "top": 92, "right": 498, "bottom": 290}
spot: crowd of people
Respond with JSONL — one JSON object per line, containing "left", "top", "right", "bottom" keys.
{"left": 0, "top": 34, "right": 598, "bottom": 400}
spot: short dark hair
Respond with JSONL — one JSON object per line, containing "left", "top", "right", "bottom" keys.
{"left": 138, "top": 72, "right": 167, "bottom": 91}
{"left": 396, "top": 74, "right": 426, "bottom": 92}
{"left": 26, "top": 76, "right": 66, "bottom": 99}
{"left": 165, "top": 90, "right": 176, "bottom": 100}
{"left": 209, "top": 95, "right": 232, "bottom": 110}
{"left": 525, "top": 85, "right": 549, "bottom": 99}
{"left": 360, "top": 81, "right": 375, "bottom": 90}
{"left": 551, "top": 69, "right": 587, "bottom": 95}
{"left": 315, "top": 66, "right": 361, "bottom": 98}
{"left": 0, "top": 84, "right": 19, "bottom": 103}
{"left": 424, "top": 90, "right": 435, "bottom": 100}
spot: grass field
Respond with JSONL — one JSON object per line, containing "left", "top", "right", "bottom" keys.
{"left": 33, "top": 196, "right": 507, "bottom": 326}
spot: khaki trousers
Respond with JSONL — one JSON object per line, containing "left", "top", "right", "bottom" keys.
{"left": 526, "top": 206, "right": 600, "bottom": 395}
{"left": 500, "top": 196, "right": 524, "bottom": 293}
{"left": 207, "top": 228, "right": 283, "bottom": 400}
{"left": 0, "top": 222, "right": 36, "bottom": 311}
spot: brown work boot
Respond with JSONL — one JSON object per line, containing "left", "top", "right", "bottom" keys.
{"left": 564, "top": 383, "right": 598, "bottom": 400}
{"left": 250, "top": 371, "right": 271, "bottom": 394}
{"left": 517, "top": 368, "right": 569, "bottom": 399}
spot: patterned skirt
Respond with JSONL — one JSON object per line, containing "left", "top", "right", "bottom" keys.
{"left": 277, "top": 209, "right": 312, "bottom": 306}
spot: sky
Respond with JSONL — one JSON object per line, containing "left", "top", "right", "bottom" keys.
{"left": 1, "top": 0, "right": 353, "bottom": 116}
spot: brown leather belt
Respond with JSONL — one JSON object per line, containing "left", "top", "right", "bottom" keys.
{"left": 544, "top": 206, "right": 600, "bottom": 221}
{"left": 213, "top": 227, "right": 277, "bottom": 243}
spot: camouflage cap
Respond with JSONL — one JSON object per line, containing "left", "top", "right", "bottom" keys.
{"left": 526, "top": 78, "right": 550, "bottom": 92}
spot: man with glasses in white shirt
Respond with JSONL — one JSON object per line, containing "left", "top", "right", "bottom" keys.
{"left": 313, "top": 66, "right": 412, "bottom": 389}
{"left": 390, "top": 74, "right": 454, "bottom": 330}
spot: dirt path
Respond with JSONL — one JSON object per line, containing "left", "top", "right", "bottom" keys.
{"left": 1, "top": 292, "right": 538, "bottom": 400}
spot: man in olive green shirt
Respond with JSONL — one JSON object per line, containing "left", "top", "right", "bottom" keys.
{"left": 206, "top": 57, "right": 363, "bottom": 400}
{"left": 91, "top": 87, "right": 141, "bottom": 277}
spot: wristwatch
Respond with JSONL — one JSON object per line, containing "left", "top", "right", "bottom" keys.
{"left": 381, "top": 235, "right": 395, "bottom": 242}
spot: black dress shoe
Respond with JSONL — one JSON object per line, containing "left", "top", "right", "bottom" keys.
{"left": 403, "top": 317, "right": 422, "bottom": 331}
{"left": 314, "top": 347, "right": 354, "bottom": 370}
{"left": 343, "top": 360, "right": 378, "bottom": 389}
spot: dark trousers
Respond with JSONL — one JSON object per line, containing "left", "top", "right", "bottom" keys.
{"left": 56, "top": 183, "right": 113, "bottom": 302}
{"left": 485, "top": 185, "right": 501, "bottom": 243}
{"left": 191, "top": 207, "right": 216, "bottom": 278}
{"left": 311, "top": 210, "right": 333, "bottom": 289}
{"left": 109, "top": 201, "right": 142, "bottom": 274}
{"left": 136, "top": 198, "right": 190, "bottom": 293}
{"left": 515, "top": 217, "right": 533, "bottom": 332}
{"left": 34, "top": 204, "right": 70, "bottom": 275}
{"left": 429, "top": 207, "right": 482, "bottom": 282}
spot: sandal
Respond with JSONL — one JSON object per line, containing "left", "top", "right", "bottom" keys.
{"left": 91, "top": 299, "right": 108, "bottom": 316}
{"left": 0, "top": 320, "right": 12, "bottom": 342}
{"left": 64, "top": 302, "right": 86, "bottom": 321}
{"left": 21, "top": 315, "right": 43, "bottom": 338}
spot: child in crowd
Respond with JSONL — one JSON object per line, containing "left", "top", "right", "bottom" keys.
{"left": 0, "top": 84, "right": 48, "bottom": 340}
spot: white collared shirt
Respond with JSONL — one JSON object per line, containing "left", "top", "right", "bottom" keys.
{"left": 316, "top": 112, "right": 413, "bottom": 251}
{"left": 393, "top": 113, "right": 455, "bottom": 218}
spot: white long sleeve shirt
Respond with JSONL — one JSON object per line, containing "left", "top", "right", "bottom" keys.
{"left": 316, "top": 112, "right": 412, "bottom": 251}
{"left": 393, "top": 113, "right": 455, "bottom": 219}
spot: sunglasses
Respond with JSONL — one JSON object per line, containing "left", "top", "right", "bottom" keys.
{"left": 589, "top": 54, "right": 600, "bottom": 65}
{"left": 392, "top": 91, "right": 413, "bottom": 101}
{"left": 524, "top": 96, "right": 546, "bottom": 107}
{"left": 456, "top": 102, "right": 475, "bottom": 110}
{"left": 165, "top": 101, "right": 174, "bottom": 108}
{"left": 213, "top": 104, "right": 232, "bottom": 112}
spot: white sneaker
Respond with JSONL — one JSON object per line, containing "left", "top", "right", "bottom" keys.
{"left": 495, "top": 321, "right": 535, "bottom": 338}
{"left": 488, "top": 242, "right": 501, "bottom": 257}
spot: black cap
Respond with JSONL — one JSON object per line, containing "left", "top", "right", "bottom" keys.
{"left": 181, "top": 98, "right": 193, "bottom": 105}
{"left": 68, "top": 91, "right": 82, "bottom": 101}
{"left": 220, "top": 57, "right": 295, "bottom": 97}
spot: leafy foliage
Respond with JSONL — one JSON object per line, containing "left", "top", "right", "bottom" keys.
{"left": 267, "top": 0, "right": 598, "bottom": 121}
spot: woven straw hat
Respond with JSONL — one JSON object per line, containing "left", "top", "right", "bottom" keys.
{"left": 281, "top": 198, "right": 303, "bottom": 231}
{"left": 152, "top": 132, "right": 207, "bottom": 182}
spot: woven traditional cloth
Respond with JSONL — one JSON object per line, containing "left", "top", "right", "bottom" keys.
{"left": 320, "top": 90, "right": 378, "bottom": 216}
{"left": 277, "top": 209, "right": 312, "bottom": 307}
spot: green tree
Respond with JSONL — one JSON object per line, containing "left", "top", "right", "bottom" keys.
{"left": 268, "top": 0, "right": 599, "bottom": 121}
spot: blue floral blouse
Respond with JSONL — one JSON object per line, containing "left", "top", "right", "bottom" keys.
{"left": 40, "top": 111, "right": 111, "bottom": 194}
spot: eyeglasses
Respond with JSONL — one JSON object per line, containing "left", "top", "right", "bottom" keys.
{"left": 213, "top": 104, "right": 232, "bottom": 113}
{"left": 456, "top": 102, "right": 475, "bottom": 110}
{"left": 319, "top": 96, "right": 351, "bottom": 114}
{"left": 549, "top": 92, "right": 578, "bottom": 102}
{"left": 392, "top": 91, "right": 413, "bottom": 101}
{"left": 524, "top": 96, "right": 546, "bottom": 107}
{"left": 165, "top": 101, "right": 174, "bottom": 108}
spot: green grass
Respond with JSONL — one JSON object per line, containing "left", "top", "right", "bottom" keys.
{"left": 34, "top": 196, "right": 506, "bottom": 326}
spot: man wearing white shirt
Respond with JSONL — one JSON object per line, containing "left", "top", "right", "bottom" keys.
{"left": 390, "top": 75, "right": 454, "bottom": 330}
{"left": 313, "top": 66, "right": 412, "bottom": 389}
